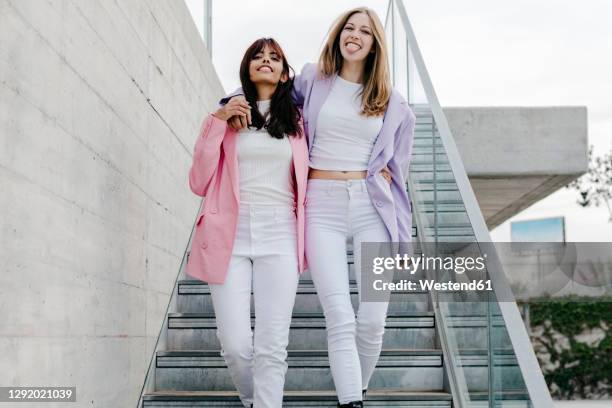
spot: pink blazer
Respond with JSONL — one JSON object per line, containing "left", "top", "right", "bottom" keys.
{"left": 184, "top": 114, "right": 309, "bottom": 284}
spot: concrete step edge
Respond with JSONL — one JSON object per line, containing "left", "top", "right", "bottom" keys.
{"left": 143, "top": 389, "right": 453, "bottom": 401}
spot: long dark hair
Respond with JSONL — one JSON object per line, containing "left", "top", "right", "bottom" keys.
{"left": 239, "top": 38, "right": 302, "bottom": 139}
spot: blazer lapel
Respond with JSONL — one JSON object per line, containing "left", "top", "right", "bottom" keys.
{"left": 368, "top": 93, "right": 405, "bottom": 165}
{"left": 222, "top": 128, "right": 240, "bottom": 203}
{"left": 307, "top": 72, "right": 335, "bottom": 153}
{"left": 289, "top": 133, "right": 306, "bottom": 203}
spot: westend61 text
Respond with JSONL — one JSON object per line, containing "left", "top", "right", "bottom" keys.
{"left": 373, "top": 279, "right": 493, "bottom": 292}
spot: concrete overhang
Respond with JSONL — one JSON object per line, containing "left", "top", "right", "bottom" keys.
{"left": 443, "top": 106, "right": 589, "bottom": 229}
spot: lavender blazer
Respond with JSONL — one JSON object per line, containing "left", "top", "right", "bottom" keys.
{"left": 221, "top": 62, "right": 416, "bottom": 254}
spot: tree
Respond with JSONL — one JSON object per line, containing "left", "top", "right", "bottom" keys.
{"left": 567, "top": 145, "right": 612, "bottom": 222}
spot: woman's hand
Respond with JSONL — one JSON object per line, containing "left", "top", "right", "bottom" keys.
{"left": 228, "top": 115, "right": 248, "bottom": 130}
{"left": 213, "top": 96, "right": 251, "bottom": 127}
{"left": 380, "top": 166, "right": 392, "bottom": 184}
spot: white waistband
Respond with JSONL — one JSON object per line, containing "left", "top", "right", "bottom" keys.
{"left": 308, "top": 178, "right": 368, "bottom": 192}
{"left": 238, "top": 203, "right": 296, "bottom": 214}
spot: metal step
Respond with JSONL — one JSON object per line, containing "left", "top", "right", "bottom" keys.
{"left": 416, "top": 235, "right": 477, "bottom": 243}
{"left": 415, "top": 201, "right": 467, "bottom": 213}
{"left": 411, "top": 154, "right": 450, "bottom": 164}
{"left": 456, "top": 349, "right": 524, "bottom": 392}
{"left": 414, "top": 125, "right": 436, "bottom": 133}
{"left": 467, "top": 390, "right": 531, "bottom": 407}
{"left": 413, "top": 132, "right": 438, "bottom": 139}
{"left": 413, "top": 137, "right": 443, "bottom": 147}
{"left": 413, "top": 189, "right": 463, "bottom": 202}
{"left": 410, "top": 162, "right": 452, "bottom": 172}
{"left": 411, "top": 171, "right": 455, "bottom": 183}
{"left": 416, "top": 211, "right": 470, "bottom": 225}
{"left": 154, "top": 349, "right": 445, "bottom": 392}
{"left": 437, "top": 314, "right": 513, "bottom": 350}
{"left": 142, "top": 390, "right": 453, "bottom": 407}
{"left": 414, "top": 181, "right": 459, "bottom": 193}
{"left": 177, "top": 280, "right": 430, "bottom": 314}
{"left": 167, "top": 312, "right": 436, "bottom": 351}
{"left": 422, "top": 225, "right": 474, "bottom": 237}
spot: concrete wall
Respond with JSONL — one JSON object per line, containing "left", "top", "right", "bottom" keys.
{"left": 443, "top": 107, "right": 588, "bottom": 227}
{"left": 444, "top": 106, "right": 588, "bottom": 177}
{"left": 0, "top": 1, "right": 223, "bottom": 406}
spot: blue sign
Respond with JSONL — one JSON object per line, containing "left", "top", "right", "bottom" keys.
{"left": 511, "top": 216, "right": 566, "bottom": 243}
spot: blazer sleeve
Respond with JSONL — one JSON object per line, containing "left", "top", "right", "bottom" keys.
{"left": 219, "top": 87, "right": 244, "bottom": 106}
{"left": 292, "top": 62, "right": 315, "bottom": 106}
{"left": 386, "top": 106, "right": 416, "bottom": 255}
{"left": 188, "top": 114, "right": 228, "bottom": 197}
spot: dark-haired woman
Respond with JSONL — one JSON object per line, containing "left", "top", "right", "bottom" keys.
{"left": 184, "top": 38, "right": 309, "bottom": 408}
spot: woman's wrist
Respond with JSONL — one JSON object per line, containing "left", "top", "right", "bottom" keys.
{"left": 212, "top": 108, "right": 229, "bottom": 121}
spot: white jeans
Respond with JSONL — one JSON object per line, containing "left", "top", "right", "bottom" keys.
{"left": 209, "top": 203, "right": 300, "bottom": 408}
{"left": 305, "top": 179, "right": 391, "bottom": 404}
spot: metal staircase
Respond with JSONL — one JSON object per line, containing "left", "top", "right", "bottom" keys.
{"left": 136, "top": 1, "right": 554, "bottom": 406}
{"left": 144, "top": 266, "right": 452, "bottom": 407}
{"left": 139, "top": 244, "right": 457, "bottom": 407}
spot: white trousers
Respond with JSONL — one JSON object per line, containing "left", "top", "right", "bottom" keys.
{"left": 305, "top": 179, "right": 391, "bottom": 404}
{"left": 209, "top": 204, "right": 300, "bottom": 408}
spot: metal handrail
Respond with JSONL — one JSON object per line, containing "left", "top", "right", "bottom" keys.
{"left": 135, "top": 205, "right": 202, "bottom": 408}
{"left": 389, "top": 0, "right": 554, "bottom": 406}
{"left": 405, "top": 170, "right": 470, "bottom": 408}
{"left": 385, "top": 8, "right": 468, "bottom": 407}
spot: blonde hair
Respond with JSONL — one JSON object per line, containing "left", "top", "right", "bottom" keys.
{"left": 318, "top": 7, "right": 391, "bottom": 117}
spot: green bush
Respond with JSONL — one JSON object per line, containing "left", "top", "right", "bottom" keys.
{"left": 519, "top": 296, "right": 611, "bottom": 399}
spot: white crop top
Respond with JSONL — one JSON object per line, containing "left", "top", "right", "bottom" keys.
{"left": 309, "top": 75, "right": 383, "bottom": 171}
{"left": 236, "top": 100, "right": 295, "bottom": 206}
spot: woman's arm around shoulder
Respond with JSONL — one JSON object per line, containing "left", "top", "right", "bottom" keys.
{"left": 219, "top": 87, "right": 244, "bottom": 106}
{"left": 292, "top": 62, "right": 317, "bottom": 106}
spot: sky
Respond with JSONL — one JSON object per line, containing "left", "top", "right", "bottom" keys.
{"left": 185, "top": 0, "right": 612, "bottom": 241}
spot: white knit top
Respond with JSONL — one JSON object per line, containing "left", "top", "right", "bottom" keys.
{"left": 309, "top": 75, "right": 383, "bottom": 171}
{"left": 236, "top": 100, "right": 295, "bottom": 206}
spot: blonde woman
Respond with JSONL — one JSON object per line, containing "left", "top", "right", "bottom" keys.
{"left": 222, "top": 8, "right": 415, "bottom": 407}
